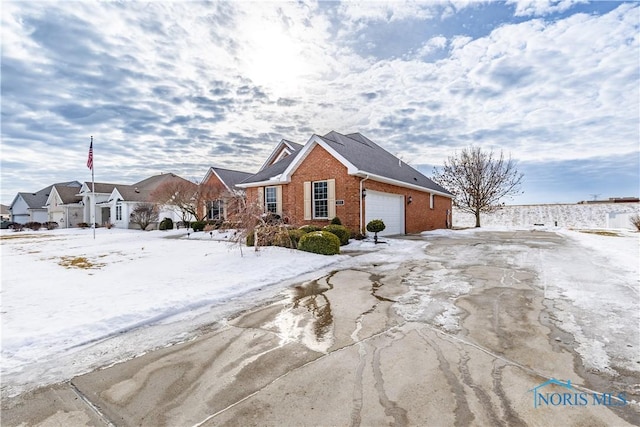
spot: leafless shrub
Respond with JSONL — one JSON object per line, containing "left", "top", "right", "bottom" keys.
{"left": 130, "top": 203, "right": 159, "bottom": 231}
{"left": 630, "top": 213, "right": 640, "bottom": 231}
{"left": 228, "top": 196, "right": 292, "bottom": 256}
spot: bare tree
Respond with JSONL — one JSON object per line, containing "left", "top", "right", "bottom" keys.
{"left": 130, "top": 203, "right": 159, "bottom": 231}
{"left": 194, "top": 183, "right": 227, "bottom": 221}
{"left": 151, "top": 180, "right": 225, "bottom": 223}
{"left": 227, "top": 194, "right": 291, "bottom": 256}
{"left": 433, "top": 146, "right": 523, "bottom": 227}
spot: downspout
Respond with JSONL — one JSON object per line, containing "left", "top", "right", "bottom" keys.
{"left": 359, "top": 174, "right": 370, "bottom": 233}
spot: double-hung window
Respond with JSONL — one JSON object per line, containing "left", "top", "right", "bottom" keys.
{"left": 265, "top": 187, "right": 278, "bottom": 214}
{"left": 313, "top": 181, "right": 328, "bottom": 219}
{"left": 207, "top": 200, "right": 223, "bottom": 220}
{"left": 303, "top": 179, "right": 335, "bottom": 221}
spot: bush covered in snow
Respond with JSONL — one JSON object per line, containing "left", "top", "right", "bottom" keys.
{"left": 630, "top": 213, "right": 640, "bottom": 231}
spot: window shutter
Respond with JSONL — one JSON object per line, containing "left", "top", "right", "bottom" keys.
{"left": 327, "top": 179, "right": 336, "bottom": 219}
{"left": 257, "top": 187, "right": 264, "bottom": 211}
{"left": 276, "top": 186, "right": 283, "bottom": 216}
{"left": 430, "top": 193, "right": 434, "bottom": 209}
{"left": 303, "top": 181, "right": 311, "bottom": 220}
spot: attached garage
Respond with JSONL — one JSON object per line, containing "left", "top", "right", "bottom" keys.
{"left": 364, "top": 190, "right": 405, "bottom": 236}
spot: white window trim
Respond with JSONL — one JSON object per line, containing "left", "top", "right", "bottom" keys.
{"left": 313, "top": 181, "right": 329, "bottom": 219}
{"left": 265, "top": 187, "right": 278, "bottom": 214}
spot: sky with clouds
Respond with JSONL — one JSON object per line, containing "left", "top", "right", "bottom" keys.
{"left": 1, "top": 0, "right": 638, "bottom": 206}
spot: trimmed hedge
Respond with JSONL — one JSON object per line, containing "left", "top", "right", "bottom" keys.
{"left": 299, "top": 225, "right": 321, "bottom": 233}
{"left": 191, "top": 221, "right": 206, "bottom": 232}
{"left": 25, "top": 221, "right": 42, "bottom": 231}
{"left": 366, "top": 219, "right": 386, "bottom": 234}
{"left": 330, "top": 217, "right": 342, "bottom": 225}
{"left": 287, "top": 229, "right": 307, "bottom": 249}
{"left": 298, "top": 231, "right": 340, "bottom": 255}
{"left": 323, "top": 224, "right": 350, "bottom": 246}
{"left": 159, "top": 217, "right": 174, "bottom": 230}
{"left": 366, "top": 219, "right": 386, "bottom": 243}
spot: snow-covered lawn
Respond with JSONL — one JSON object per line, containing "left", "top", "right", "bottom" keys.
{"left": 0, "top": 227, "right": 425, "bottom": 396}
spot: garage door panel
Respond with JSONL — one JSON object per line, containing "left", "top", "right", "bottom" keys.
{"left": 365, "top": 191, "right": 404, "bottom": 236}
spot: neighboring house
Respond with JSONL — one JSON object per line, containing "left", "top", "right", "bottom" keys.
{"left": 0, "top": 204, "right": 10, "bottom": 221}
{"left": 45, "top": 185, "right": 84, "bottom": 228}
{"left": 10, "top": 181, "right": 81, "bottom": 225}
{"left": 78, "top": 182, "right": 120, "bottom": 226}
{"left": 237, "top": 131, "right": 453, "bottom": 236}
{"left": 200, "top": 167, "right": 254, "bottom": 221}
{"left": 105, "top": 173, "right": 195, "bottom": 229}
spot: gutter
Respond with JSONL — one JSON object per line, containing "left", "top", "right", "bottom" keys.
{"left": 354, "top": 171, "right": 453, "bottom": 198}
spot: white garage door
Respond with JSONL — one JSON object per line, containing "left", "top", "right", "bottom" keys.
{"left": 365, "top": 190, "right": 405, "bottom": 236}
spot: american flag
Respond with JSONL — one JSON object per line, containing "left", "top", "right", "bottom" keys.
{"left": 87, "top": 140, "right": 93, "bottom": 170}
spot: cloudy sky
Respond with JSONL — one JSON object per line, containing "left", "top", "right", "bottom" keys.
{"left": 1, "top": 0, "right": 638, "bottom": 206}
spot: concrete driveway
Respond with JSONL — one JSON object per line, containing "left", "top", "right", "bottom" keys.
{"left": 2, "top": 230, "right": 638, "bottom": 426}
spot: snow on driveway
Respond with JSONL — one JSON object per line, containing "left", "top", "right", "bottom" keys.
{"left": 418, "top": 227, "right": 639, "bottom": 378}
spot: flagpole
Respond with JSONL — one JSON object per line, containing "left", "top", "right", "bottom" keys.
{"left": 91, "top": 136, "right": 95, "bottom": 240}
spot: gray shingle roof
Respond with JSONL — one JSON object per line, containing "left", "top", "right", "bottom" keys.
{"left": 320, "top": 131, "right": 452, "bottom": 195}
{"left": 240, "top": 131, "right": 451, "bottom": 195}
{"left": 82, "top": 182, "right": 120, "bottom": 194}
{"left": 112, "top": 185, "right": 153, "bottom": 203}
{"left": 240, "top": 152, "right": 298, "bottom": 184}
{"left": 54, "top": 186, "right": 83, "bottom": 204}
{"left": 133, "top": 173, "right": 193, "bottom": 192}
{"left": 211, "top": 167, "right": 254, "bottom": 190}
{"left": 17, "top": 181, "right": 81, "bottom": 209}
{"left": 284, "top": 140, "right": 303, "bottom": 151}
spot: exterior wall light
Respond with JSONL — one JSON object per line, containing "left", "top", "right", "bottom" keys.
{"left": 362, "top": 189, "right": 367, "bottom": 198}
{"left": 407, "top": 196, "right": 413, "bottom": 204}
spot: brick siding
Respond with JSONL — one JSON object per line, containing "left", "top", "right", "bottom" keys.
{"left": 246, "top": 144, "right": 452, "bottom": 234}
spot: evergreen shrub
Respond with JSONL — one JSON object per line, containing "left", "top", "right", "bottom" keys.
{"left": 298, "top": 231, "right": 340, "bottom": 255}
